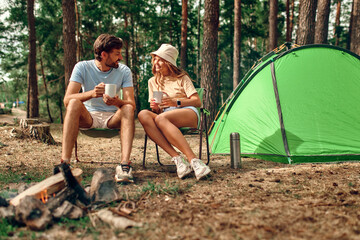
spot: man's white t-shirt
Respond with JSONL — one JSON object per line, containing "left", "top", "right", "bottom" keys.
{"left": 70, "top": 60, "right": 133, "bottom": 112}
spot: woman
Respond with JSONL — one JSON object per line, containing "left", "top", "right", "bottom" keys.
{"left": 138, "top": 44, "right": 211, "bottom": 180}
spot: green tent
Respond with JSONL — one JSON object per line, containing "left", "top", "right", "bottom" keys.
{"left": 209, "top": 44, "right": 360, "bottom": 164}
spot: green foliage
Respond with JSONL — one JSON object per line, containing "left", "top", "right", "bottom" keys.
{"left": 0, "top": 0, "right": 354, "bottom": 119}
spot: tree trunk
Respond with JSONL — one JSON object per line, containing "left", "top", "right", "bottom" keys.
{"left": 296, "top": 0, "right": 317, "bottom": 45}
{"left": 350, "top": 0, "right": 360, "bottom": 55}
{"left": 62, "top": 0, "right": 77, "bottom": 88}
{"left": 233, "top": 0, "right": 241, "bottom": 90}
{"left": 74, "top": 0, "right": 81, "bottom": 61}
{"left": 130, "top": 4, "right": 140, "bottom": 114}
{"left": 286, "top": 0, "right": 291, "bottom": 41}
{"left": 180, "top": 0, "right": 188, "bottom": 70}
{"left": 268, "top": 0, "right": 278, "bottom": 51}
{"left": 27, "top": 0, "right": 39, "bottom": 118}
{"left": 196, "top": 0, "right": 202, "bottom": 85}
{"left": 201, "top": 0, "right": 219, "bottom": 127}
{"left": 314, "top": 0, "right": 331, "bottom": 43}
{"left": 124, "top": 12, "right": 130, "bottom": 67}
{"left": 38, "top": 46, "right": 53, "bottom": 123}
{"left": 334, "top": 0, "right": 341, "bottom": 46}
{"left": 289, "top": 0, "right": 295, "bottom": 41}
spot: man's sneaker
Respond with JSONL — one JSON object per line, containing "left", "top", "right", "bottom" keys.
{"left": 115, "top": 164, "right": 134, "bottom": 183}
{"left": 190, "top": 158, "right": 211, "bottom": 180}
{"left": 171, "top": 155, "right": 192, "bottom": 179}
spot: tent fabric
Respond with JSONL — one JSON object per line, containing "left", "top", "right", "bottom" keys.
{"left": 209, "top": 44, "right": 360, "bottom": 164}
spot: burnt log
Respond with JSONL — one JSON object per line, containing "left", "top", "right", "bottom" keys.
{"left": 52, "top": 201, "right": 85, "bottom": 219}
{"left": 46, "top": 187, "right": 76, "bottom": 212}
{"left": 90, "top": 168, "right": 121, "bottom": 204}
{"left": 15, "top": 196, "right": 52, "bottom": 231}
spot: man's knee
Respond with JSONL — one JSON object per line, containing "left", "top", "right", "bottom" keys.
{"left": 66, "top": 99, "right": 84, "bottom": 114}
{"left": 121, "top": 104, "right": 135, "bottom": 118}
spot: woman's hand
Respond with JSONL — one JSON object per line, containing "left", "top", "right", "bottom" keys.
{"left": 160, "top": 96, "right": 176, "bottom": 108}
{"left": 150, "top": 99, "right": 161, "bottom": 113}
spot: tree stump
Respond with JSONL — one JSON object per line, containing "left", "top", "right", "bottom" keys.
{"left": 29, "top": 124, "right": 56, "bottom": 145}
{"left": 20, "top": 118, "right": 40, "bottom": 129}
{"left": 18, "top": 118, "right": 56, "bottom": 145}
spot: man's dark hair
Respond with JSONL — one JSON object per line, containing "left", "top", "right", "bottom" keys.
{"left": 93, "top": 34, "right": 123, "bottom": 61}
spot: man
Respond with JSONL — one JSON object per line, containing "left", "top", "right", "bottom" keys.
{"left": 61, "top": 33, "right": 135, "bottom": 183}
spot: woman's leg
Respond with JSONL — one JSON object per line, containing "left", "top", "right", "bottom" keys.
{"left": 154, "top": 109, "right": 198, "bottom": 162}
{"left": 138, "top": 110, "right": 179, "bottom": 157}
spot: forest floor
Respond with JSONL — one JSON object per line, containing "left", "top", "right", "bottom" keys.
{"left": 1, "top": 110, "right": 360, "bottom": 239}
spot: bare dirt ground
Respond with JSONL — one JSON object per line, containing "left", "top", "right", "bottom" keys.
{"left": 1, "top": 110, "right": 360, "bottom": 239}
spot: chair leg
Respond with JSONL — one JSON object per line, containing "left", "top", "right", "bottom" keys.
{"left": 74, "top": 140, "right": 80, "bottom": 163}
{"left": 143, "top": 134, "right": 148, "bottom": 168}
{"left": 155, "top": 144, "right": 163, "bottom": 166}
{"left": 204, "top": 114, "right": 210, "bottom": 165}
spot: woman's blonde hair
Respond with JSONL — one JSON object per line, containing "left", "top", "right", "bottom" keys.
{"left": 151, "top": 55, "right": 191, "bottom": 89}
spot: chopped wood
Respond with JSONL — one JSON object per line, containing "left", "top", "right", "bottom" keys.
{"left": 10, "top": 168, "right": 83, "bottom": 206}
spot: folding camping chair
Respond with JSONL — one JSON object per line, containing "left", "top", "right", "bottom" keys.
{"left": 74, "top": 128, "right": 120, "bottom": 163}
{"left": 142, "top": 88, "right": 210, "bottom": 168}
{"left": 74, "top": 89, "right": 123, "bottom": 164}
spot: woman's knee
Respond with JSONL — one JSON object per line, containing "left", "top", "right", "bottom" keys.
{"left": 138, "top": 110, "right": 153, "bottom": 125}
{"left": 154, "top": 114, "right": 168, "bottom": 128}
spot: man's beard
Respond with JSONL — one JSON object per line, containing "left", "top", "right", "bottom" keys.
{"left": 106, "top": 61, "right": 119, "bottom": 69}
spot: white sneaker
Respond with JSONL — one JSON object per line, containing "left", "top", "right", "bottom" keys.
{"left": 190, "top": 158, "right": 211, "bottom": 180}
{"left": 115, "top": 164, "right": 134, "bottom": 183}
{"left": 171, "top": 156, "right": 192, "bottom": 179}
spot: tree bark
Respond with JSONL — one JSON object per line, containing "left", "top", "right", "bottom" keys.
{"left": 286, "top": 0, "right": 291, "bottom": 41}
{"left": 201, "top": 0, "right": 219, "bottom": 127}
{"left": 27, "top": 0, "right": 39, "bottom": 118}
{"left": 62, "top": 0, "right": 77, "bottom": 88}
{"left": 289, "top": 0, "right": 295, "bottom": 41}
{"left": 350, "top": 0, "right": 360, "bottom": 55}
{"left": 38, "top": 46, "right": 53, "bottom": 123}
{"left": 314, "top": 0, "right": 331, "bottom": 44}
{"left": 233, "top": 0, "right": 241, "bottom": 90}
{"left": 268, "top": 0, "right": 278, "bottom": 51}
{"left": 296, "top": 0, "right": 317, "bottom": 45}
{"left": 196, "top": 0, "right": 202, "bottom": 85}
{"left": 334, "top": 0, "right": 341, "bottom": 46}
{"left": 180, "top": 0, "right": 188, "bottom": 70}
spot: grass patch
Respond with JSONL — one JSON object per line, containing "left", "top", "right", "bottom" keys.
{"left": 0, "top": 219, "right": 18, "bottom": 239}
{"left": 58, "top": 217, "right": 100, "bottom": 237}
{"left": 138, "top": 181, "right": 190, "bottom": 197}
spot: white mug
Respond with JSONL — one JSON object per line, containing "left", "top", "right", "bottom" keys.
{"left": 153, "top": 91, "right": 164, "bottom": 103}
{"left": 105, "top": 84, "right": 117, "bottom": 98}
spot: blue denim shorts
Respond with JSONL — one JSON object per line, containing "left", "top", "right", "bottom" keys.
{"left": 163, "top": 106, "right": 200, "bottom": 127}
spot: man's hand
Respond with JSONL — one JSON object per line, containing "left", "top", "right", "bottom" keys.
{"left": 92, "top": 82, "right": 105, "bottom": 98}
{"left": 103, "top": 94, "right": 120, "bottom": 106}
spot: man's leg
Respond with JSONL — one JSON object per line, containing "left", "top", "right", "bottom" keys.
{"left": 61, "top": 99, "right": 93, "bottom": 163}
{"left": 107, "top": 104, "right": 135, "bottom": 164}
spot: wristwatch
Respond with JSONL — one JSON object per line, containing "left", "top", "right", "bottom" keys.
{"left": 177, "top": 99, "right": 181, "bottom": 108}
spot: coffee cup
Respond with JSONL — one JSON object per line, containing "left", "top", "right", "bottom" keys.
{"left": 105, "top": 84, "right": 117, "bottom": 98}
{"left": 153, "top": 91, "right": 164, "bottom": 103}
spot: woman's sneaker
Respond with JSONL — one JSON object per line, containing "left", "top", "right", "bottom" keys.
{"left": 190, "top": 159, "right": 211, "bottom": 180}
{"left": 115, "top": 164, "right": 134, "bottom": 183}
{"left": 171, "top": 156, "right": 192, "bottom": 179}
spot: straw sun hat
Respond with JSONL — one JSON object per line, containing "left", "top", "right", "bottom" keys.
{"left": 150, "top": 44, "right": 178, "bottom": 67}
